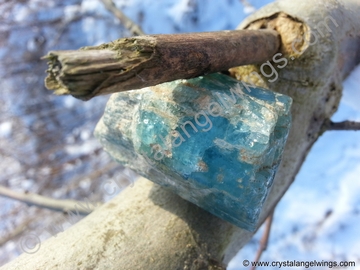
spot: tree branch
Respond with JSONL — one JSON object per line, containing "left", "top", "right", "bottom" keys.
{"left": 4, "top": 0, "right": 360, "bottom": 269}
{"left": 0, "top": 218, "right": 35, "bottom": 248}
{"left": 239, "top": 0, "right": 256, "bottom": 13}
{"left": 251, "top": 211, "right": 274, "bottom": 270}
{"left": 101, "top": 0, "right": 145, "bottom": 36}
{"left": 42, "top": 29, "right": 280, "bottom": 100}
{"left": 0, "top": 186, "right": 100, "bottom": 215}
{"left": 324, "top": 120, "right": 360, "bottom": 131}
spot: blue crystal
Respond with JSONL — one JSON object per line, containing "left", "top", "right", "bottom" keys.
{"left": 95, "top": 73, "right": 292, "bottom": 231}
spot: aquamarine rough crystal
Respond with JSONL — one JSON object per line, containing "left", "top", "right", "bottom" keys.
{"left": 95, "top": 73, "right": 292, "bottom": 231}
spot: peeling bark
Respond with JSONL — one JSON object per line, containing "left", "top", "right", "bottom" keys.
{"left": 43, "top": 30, "right": 279, "bottom": 101}
{"left": 3, "top": 0, "right": 360, "bottom": 269}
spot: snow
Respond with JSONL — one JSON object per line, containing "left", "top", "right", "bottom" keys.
{"left": 0, "top": 122, "right": 12, "bottom": 138}
{"left": 63, "top": 5, "right": 82, "bottom": 22}
{"left": 63, "top": 96, "right": 77, "bottom": 109}
{"left": 168, "top": 0, "right": 194, "bottom": 24}
{"left": 1, "top": 0, "right": 359, "bottom": 268}
{"left": 11, "top": 4, "right": 30, "bottom": 22}
{"left": 65, "top": 138, "right": 99, "bottom": 156}
{"left": 80, "top": 0, "right": 109, "bottom": 16}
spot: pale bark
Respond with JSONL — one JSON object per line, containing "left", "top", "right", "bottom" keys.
{"left": 0, "top": 186, "right": 98, "bottom": 215}
{"left": 100, "top": 0, "right": 145, "bottom": 36}
{"left": 3, "top": 0, "right": 360, "bottom": 269}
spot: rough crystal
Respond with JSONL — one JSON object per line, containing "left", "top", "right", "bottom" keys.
{"left": 95, "top": 73, "right": 292, "bottom": 231}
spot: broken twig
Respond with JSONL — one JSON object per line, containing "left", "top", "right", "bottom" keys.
{"left": 324, "top": 119, "right": 360, "bottom": 131}
{"left": 43, "top": 29, "right": 280, "bottom": 100}
{"left": 0, "top": 185, "right": 100, "bottom": 214}
{"left": 101, "top": 0, "right": 144, "bottom": 36}
{"left": 0, "top": 217, "right": 36, "bottom": 247}
{"left": 251, "top": 211, "right": 274, "bottom": 270}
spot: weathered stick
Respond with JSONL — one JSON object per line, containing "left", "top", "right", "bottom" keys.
{"left": 43, "top": 29, "right": 280, "bottom": 101}
{"left": 251, "top": 211, "right": 274, "bottom": 270}
{"left": 0, "top": 218, "right": 36, "bottom": 248}
{"left": 0, "top": 185, "right": 99, "bottom": 215}
{"left": 5, "top": 1, "right": 360, "bottom": 269}
{"left": 324, "top": 120, "right": 360, "bottom": 131}
{"left": 101, "top": 0, "right": 145, "bottom": 36}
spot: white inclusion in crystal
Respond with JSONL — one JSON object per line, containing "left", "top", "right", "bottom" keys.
{"left": 275, "top": 100, "right": 285, "bottom": 111}
{"left": 214, "top": 138, "right": 240, "bottom": 151}
{"left": 239, "top": 124, "right": 250, "bottom": 133}
{"left": 232, "top": 84, "right": 245, "bottom": 99}
{"left": 250, "top": 132, "right": 269, "bottom": 144}
{"left": 261, "top": 107, "right": 276, "bottom": 122}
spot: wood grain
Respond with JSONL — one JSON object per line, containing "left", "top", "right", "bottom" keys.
{"left": 43, "top": 30, "right": 280, "bottom": 100}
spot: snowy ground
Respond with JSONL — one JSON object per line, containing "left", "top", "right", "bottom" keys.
{"left": 0, "top": 0, "right": 359, "bottom": 268}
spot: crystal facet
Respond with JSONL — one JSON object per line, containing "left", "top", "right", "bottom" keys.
{"left": 95, "top": 73, "right": 292, "bottom": 231}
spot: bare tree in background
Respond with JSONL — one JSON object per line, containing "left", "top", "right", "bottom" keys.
{"left": 1, "top": 0, "right": 360, "bottom": 269}
{"left": 0, "top": 0, "right": 134, "bottom": 265}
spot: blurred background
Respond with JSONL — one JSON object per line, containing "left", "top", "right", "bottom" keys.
{"left": 0, "top": 0, "right": 359, "bottom": 268}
